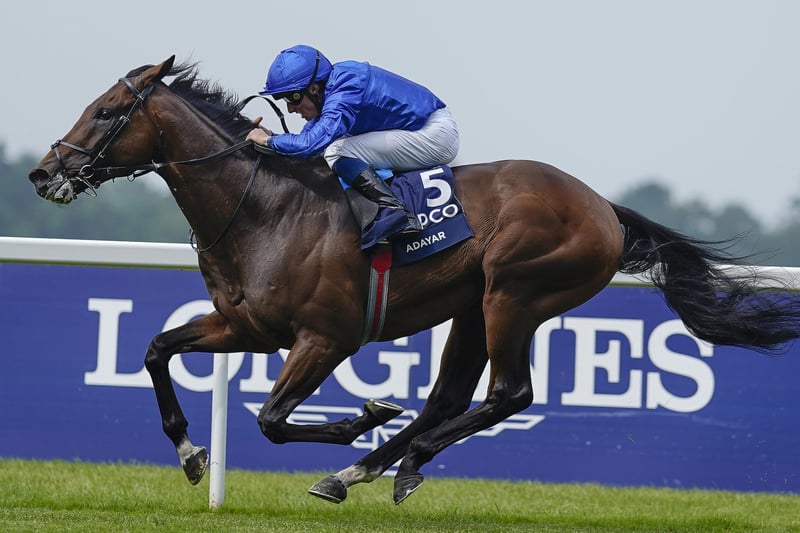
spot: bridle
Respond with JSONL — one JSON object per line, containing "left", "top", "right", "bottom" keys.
{"left": 50, "top": 77, "right": 289, "bottom": 187}
{"left": 49, "top": 78, "right": 156, "bottom": 196}
{"left": 48, "top": 75, "right": 290, "bottom": 252}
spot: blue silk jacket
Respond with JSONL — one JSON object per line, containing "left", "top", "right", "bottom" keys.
{"left": 269, "top": 61, "right": 445, "bottom": 158}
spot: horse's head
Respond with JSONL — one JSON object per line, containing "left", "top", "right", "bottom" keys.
{"left": 28, "top": 56, "right": 176, "bottom": 204}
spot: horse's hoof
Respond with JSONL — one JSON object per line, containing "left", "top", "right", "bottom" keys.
{"left": 182, "top": 446, "right": 208, "bottom": 485}
{"left": 364, "top": 399, "right": 404, "bottom": 424}
{"left": 393, "top": 472, "right": 424, "bottom": 505}
{"left": 308, "top": 475, "right": 347, "bottom": 504}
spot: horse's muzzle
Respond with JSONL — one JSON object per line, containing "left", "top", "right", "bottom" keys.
{"left": 28, "top": 168, "right": 77, "bottom": 204}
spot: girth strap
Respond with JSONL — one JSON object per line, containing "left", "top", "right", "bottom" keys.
{"left": 361, "top": 244, "right": 393, "bottom": 345}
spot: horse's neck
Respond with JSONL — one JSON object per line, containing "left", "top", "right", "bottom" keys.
{"left": 151, "top": 96, "right": 264, "bottom": 230}
{"left": 156, "top": 96, "right": 238, "bottom": 177}
{"left": 151, "top": 93, "right": 356, "bottom": 270}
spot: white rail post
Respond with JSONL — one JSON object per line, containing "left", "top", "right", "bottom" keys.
{"left": 209, "top": 352, "right": 229, "bottom": 509}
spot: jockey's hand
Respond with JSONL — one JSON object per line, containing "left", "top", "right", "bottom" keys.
{"left": 246, "top": 116, "right": 274, "bottom": 146}
{"left": 246, "top": 127, "right": 271, "bottom": 146}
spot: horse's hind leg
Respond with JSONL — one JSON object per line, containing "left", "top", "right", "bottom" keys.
{"left": 308, "top": 306, "right": 489, "bottom": 503}
{"left": 392, "top": 298, "right": 537, "bottom": 504}
{"left": 389, "top": 191, "right": 622, "bottom": 503}
{"left": 392, "top": 276, "right": 616, "bottom": 502}
{"left": 144, "top": 311, "right": 241, "bottom": 485}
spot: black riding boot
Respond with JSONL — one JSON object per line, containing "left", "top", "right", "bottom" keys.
{"left": 350, "top": 168, "right": 422, "bottom": 234}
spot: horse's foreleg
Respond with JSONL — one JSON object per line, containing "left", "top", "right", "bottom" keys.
{"left": 308, "top": 308, "right": 489, "bottom": 504}
{"left": 256, "top": 332, "right": 403, "bottom": 446}
{"left": 144, "top": 311, "right": 238, "bottom": 485}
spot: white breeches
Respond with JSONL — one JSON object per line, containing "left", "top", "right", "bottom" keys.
{"left": 323, "top": 108, "right": 460, "bottom": 172}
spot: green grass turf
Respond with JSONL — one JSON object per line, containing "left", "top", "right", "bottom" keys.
{"left": 1, "top": 458, "right": 798, "bottom": 532}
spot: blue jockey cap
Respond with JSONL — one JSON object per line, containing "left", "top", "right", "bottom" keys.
{"left": 260, "top": 45, "right": 333, "bottom": 96}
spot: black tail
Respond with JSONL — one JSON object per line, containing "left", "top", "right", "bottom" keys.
{"left": 611, "top": 202, "right": 800, "bottom": 353}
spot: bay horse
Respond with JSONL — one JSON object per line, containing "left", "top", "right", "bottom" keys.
{"left": 28, "top": 57, "right": 800, "bottom": 505}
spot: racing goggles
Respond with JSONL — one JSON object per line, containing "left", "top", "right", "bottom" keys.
{"left": 281, "top": 91, "right": 305, "bottom": 106}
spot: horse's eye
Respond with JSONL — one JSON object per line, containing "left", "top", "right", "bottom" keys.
{"left": 95, "top": 108, "right": 114, "bottom": 121}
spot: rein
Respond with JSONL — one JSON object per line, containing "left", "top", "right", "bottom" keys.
{"left": 95, "top": 138, "right": 254, "bottom": 179}
{"left": 191, "top": 152, "right": 264, "bottom": 253}
{"left": 95, "top": 95, "right": 288, "bottom": 180}
{"left": 49, "top": 76, "right": 290, "bottom": 254}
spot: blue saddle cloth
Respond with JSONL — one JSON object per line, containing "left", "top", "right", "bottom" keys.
{"left": 340, "top": 165, "right": 473, "bottom": 266}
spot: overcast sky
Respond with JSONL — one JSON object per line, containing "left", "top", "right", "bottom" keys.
{"left": 3, "top": 1, "right": 799, "bottom": 226}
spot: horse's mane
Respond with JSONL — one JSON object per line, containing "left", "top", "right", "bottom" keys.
{"left": 127, "top": 62, "right": 254, "bottom": 142}
{"left": 125, "top": 61, "right": 332, "bottom": 183}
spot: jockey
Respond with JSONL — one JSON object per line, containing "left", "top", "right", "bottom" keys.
{"left": 246, "top": 45, "right": 460, "bottom": 234}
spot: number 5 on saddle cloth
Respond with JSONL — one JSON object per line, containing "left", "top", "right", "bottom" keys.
{"left": 339, "top": 165, "right": 473, "bottom": 266}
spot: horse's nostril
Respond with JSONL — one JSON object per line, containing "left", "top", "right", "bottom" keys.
{"left": 28, "top": 168, "right": 51, "bottom": 186}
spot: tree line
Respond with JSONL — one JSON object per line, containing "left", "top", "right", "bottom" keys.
{"left": 1, "top": 145, "right": 188, "bottom": 243}
{"left": 3, "top": 144, "right": 799, "bottom": 266}
{"left": 615, "top": 182, "right": 800, "bottom": 266}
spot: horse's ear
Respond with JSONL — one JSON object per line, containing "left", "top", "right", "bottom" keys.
{"left": 160, "top": 55, "right": 176, "bottom": 76}
{"left": 137, "top": 55, "right": 176, "bottom": 88}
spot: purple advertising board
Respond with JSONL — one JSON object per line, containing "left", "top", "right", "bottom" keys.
{"left": 1, "top": 262, "right": 798, "bottom": 493}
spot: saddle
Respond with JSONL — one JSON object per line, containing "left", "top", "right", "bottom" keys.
{"left": 339, "top": 165, "right": 473, "bottom": 266}
{"left": 348, "top": 165, "right": 474, "bottom": 343}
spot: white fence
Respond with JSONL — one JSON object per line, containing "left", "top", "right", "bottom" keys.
{"left": 0, "top": 237, "right": 231, "bottom": 507}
